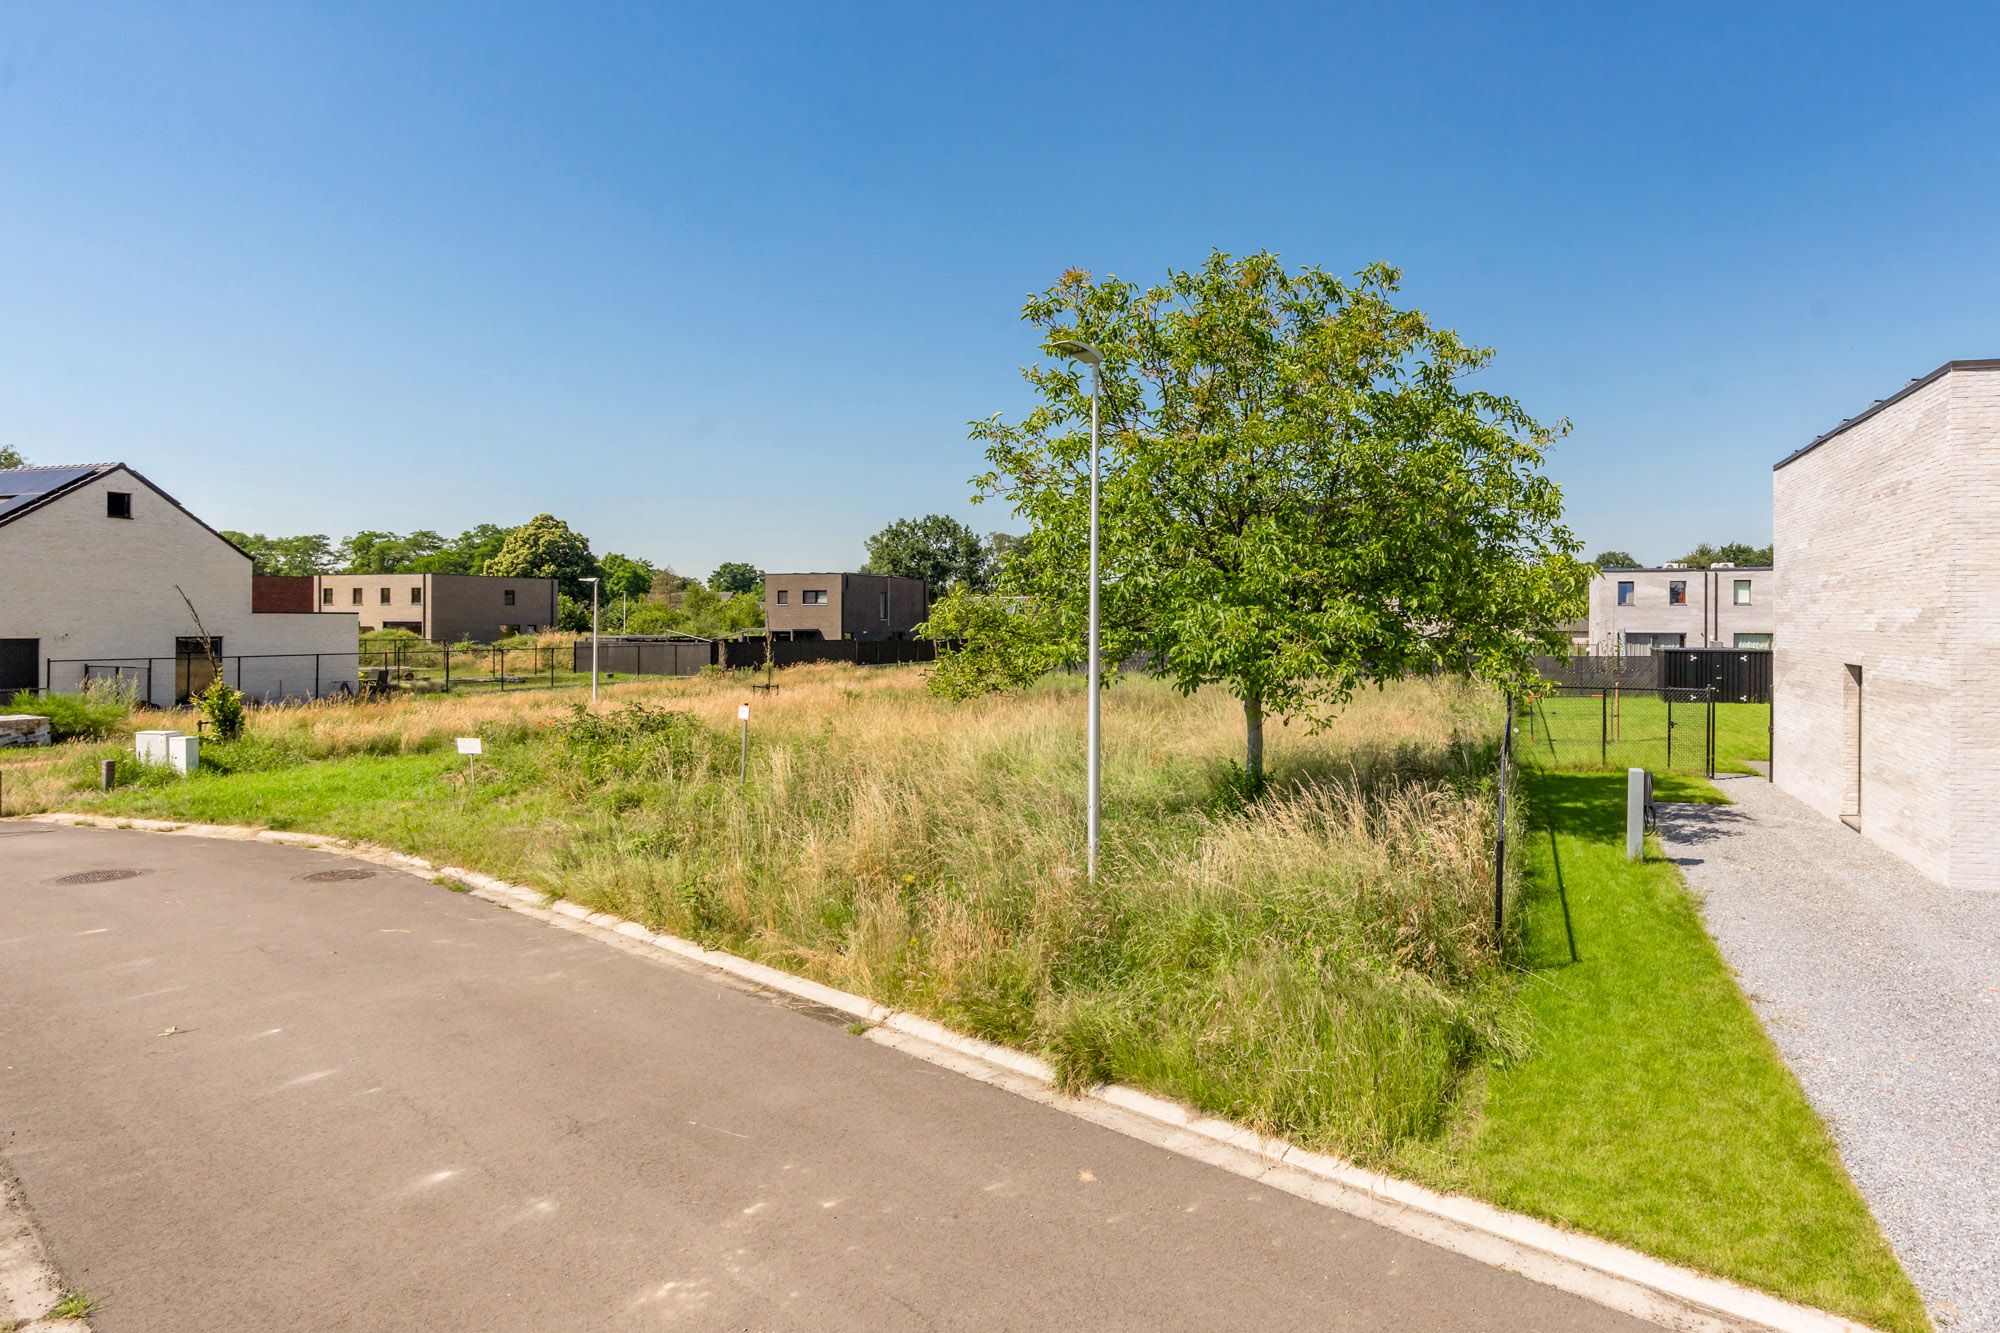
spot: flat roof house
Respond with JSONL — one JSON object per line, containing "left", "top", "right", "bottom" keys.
{"left": 764, "top": 573, "right": 929, "bottom": 642}
{"left": 1772, "top": 359, "right": 2000, "bottom": 890}
{"left": 0, "top": 464, "right": 359, "bottom": 704}
{"left": 305, "top": 573, "right": 558, "bottom": 642}
{"left": 1586, "top": 565, "right": 1778, "bottom": 655}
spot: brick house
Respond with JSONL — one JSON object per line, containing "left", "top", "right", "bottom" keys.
{"left": 1772, "top": 358, "right": 2000, "bottom": 890}
{"left": 1585, "top": 565, "right": 1778, "bottom": 655}
{"left": 763, "top": 573, "right": 929, "bottom": 641}
{"left": 0, "top": 463, "right": 359, "bottom": 703}
{"left": 302, "top": 573, "right": 558, "bottom": 642}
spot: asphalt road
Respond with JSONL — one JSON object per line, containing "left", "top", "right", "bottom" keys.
{"left": 0, "top": 822, "right": 1648, "bottom": 1331}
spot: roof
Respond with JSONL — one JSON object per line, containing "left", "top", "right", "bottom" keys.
{"left": 0, "top": 461, "right": 251, "bottom": 558}
{"left": 1774, "top": 359, "right": 2000, "bottom": 471}
{"left": 1596, "top": 566, "right": 1774, "bottom": 574}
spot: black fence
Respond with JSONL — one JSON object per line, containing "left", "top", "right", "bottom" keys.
{"left": 45, "top": 654, "right": 364, "bottom": 707}
{"left": 718, "top": 638, "right": 941, "bottom": 670}
{"left": 573, "top": 638, "right": 713, "bottom": 678}
{"left": 359, "top": 645, "right": 580, "bottom": 695}
{"left": 1536, "top": 649, "right": 1771, "bottom": 704}
{"left": 1517, "top": 684, "right": 1716, "bottom": 777}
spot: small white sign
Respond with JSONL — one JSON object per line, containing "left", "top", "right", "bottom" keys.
{"left": 737, "top": 703, "right": 751, "bottom": 721}
{"left": 456, "top": 737, "right": 484, "bottom": 756}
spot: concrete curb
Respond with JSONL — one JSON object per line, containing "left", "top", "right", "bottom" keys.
{"left": 0, "top": 1162, "right": 91, "bottom": 1331}
{"left": 22, "top": 812, "right": 1879, "bottom": 1333}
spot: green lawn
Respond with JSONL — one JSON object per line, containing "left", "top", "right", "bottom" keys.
{"left": 1393, "top": 770, "right": 1926, "bottom": 1332}
{"left": 1519, "top": 695, "right": 1771, "bottom": 776}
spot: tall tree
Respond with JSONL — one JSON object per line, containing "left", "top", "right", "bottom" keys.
{"left": 222, "top": 531, "right": 335, "bottom": 575}
{"left": 0, "top": 445, "right": 24, "bottom": 469}
{"left": 599, "top": 552, "right": 657, "bottom": 602}
{"left": 485, "top": 514, "right": 600, "bottom": 598}
{"left": 862, "top": 514, "right": 993, "bottom": 592}
{"left": 1591, "top": 549, "right": 1642, "bottom": 568}
{"left": 1675, "top": 541, "right": 1772, "bottom": 568}
{"left": 929, "top": 252, "right": 1586, "bottom": 787}
{"left": 709, "top": 561, "right": 762, "bottom": 595}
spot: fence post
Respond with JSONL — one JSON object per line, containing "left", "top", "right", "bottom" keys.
{"left": 1600, "top": 688, "right": 1607, "bottom": 767}
{"left": 1667, "top": 691, "right": 1674, "bottom": 771}
{"left": 499, "top": 648, "right": 507, "bottom": 692}
{"left": 1494, "top": 693, "right": 1512, "bottom": 943}
{"left": 444, "top": 648, "right": 451, "bottom": 693}
{"left": 314, "top": 654, "right": 321, "bottom": 699}
{"left": 1708, "top": 688, "right": 1716, "bottom": 778}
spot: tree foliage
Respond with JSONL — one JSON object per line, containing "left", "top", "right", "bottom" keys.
{"left": 222, "top": 531, "right": 336, "bottom": 575}
{"left": 862, "top": 513, "right": 993, "bottom": 592}
{"left": 0, "top": 445, "right": 24, "bottom": 469}
{"left": 1675, "top": 541, "right": 1772, "bottom": 568}
{"left": 485, "top": 514, "right": 601, "bottom": 599}
{"left": 934, "top": 251, "right": 1587, "bottom": 784}
{"left": 599, "top": 552, "right": 657, "bottom": 603}
{"left": 1590, "top": 549, "right": 1642, "bottom": 569}
{"left": 709, "top": 561, "right": 762, "bottom": 595}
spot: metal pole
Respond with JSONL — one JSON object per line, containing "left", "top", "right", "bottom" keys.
{"left": 1494, "top": 693, "right": 1511, "bottom": 941}
{"left": 1086, "top": 362, "right": 1102, "bottom": 881}
{"left": 591, "top": 581, "right": 600, "bottom": 702}
{"left": 1600, "top": 688, "right": 1607, "bottom": 767}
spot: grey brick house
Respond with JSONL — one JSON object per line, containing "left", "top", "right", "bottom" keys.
{"left": 763, "top": 573, "right": 929, "bottom": 641}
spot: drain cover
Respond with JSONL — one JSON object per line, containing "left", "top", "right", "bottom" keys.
{"left": 302, "top": 868, "right": 376, "bottom": 883}
{"left": 55, "top": 869, "right": 143, "bottom": 885}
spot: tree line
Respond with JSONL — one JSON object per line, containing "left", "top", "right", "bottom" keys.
{"left": 1590, "top": 542, "right": 1773, "bottom": 569}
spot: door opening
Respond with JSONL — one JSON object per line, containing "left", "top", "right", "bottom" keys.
{"left": 1842, "top": 664, "right": 1863, "bottom": 830}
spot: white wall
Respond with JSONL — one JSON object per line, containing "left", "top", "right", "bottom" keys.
{"left": 1773, "top": 367, "right": 1998, "bottom": 889}
{"left": 0, "top": 467, "right": 358, "bottom": 704}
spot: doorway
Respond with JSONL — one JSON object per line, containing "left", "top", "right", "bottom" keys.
{"left": 175, "top": 636, "right": 222, "bottom": 704}
{"left": 1842, "top": 664, "right": 1863, "bottom": 830}
{"left": 0, "top": 638, "right": 37, "bottom": 695}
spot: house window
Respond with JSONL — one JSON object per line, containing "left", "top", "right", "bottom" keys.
{"left": 1734, "top": 578, "right": 1752, "bottom": 606}
{"left": 1734, "top": 632, "right": 1772, "bottom": 649}
{"left": 351, "top": 588, "right": 363, "bottom": 605}
{"left": 1616, "top": 580, "right": 1634, "bottom": 606}
{"left": 776, "top": 590, "right": 788, "bottom": 606}
{"left": 879, "top": 591, "right": 889, "bottom": 620}
{"left": 803, "top": 589, "right": 828, "bottom": 605}
{"left": 411, "top": 587, "right": 423, "bottom": 605}
{"left": 320, "top": 588, "right": 333, "bottom": 606}
{"left": 503, "top": 589, "right": 516, "bottom": 606}
{"left": 1668, "top": 580, "right": 1686, "bottom": 605}
{"left": 106, "top": 491, "right": 133, "bottom": 519}
{"left": 379, "top": 587, "right": 392, "bottom": 604}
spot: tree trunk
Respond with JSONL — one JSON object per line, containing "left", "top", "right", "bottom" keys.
{"left": 1243, "top": 692, "right": 1265, "bottom": 792}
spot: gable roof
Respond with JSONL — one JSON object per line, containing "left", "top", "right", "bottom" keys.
{"left": 1774, "top": 359, "right": 2000, "bottom": 471}
{"left": 0, "top": 462, "right": 252, "bottom": 559}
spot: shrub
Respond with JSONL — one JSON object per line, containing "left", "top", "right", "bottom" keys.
{"left": 5, "top": 682, "right": 135, "bottom": 741}
{"left": 197, "top": 679, "right": 247, "bottom": 741}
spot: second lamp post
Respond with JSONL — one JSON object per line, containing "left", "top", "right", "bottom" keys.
{"left": 1053, "top": 339, "right": 1104, "bottom": 880}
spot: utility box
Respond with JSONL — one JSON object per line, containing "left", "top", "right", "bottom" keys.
{"left": 135, "top": 729, "right": 199, "bottom": 775}
{"left": 134, "top": 730, "right": 180, "bottom": 765}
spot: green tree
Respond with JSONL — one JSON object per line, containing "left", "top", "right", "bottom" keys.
{"left": 0, "top": 445, "right": 24, "bottom": 469}
{"left": 599, "top": 552, "right": 657, "bottom": 603}
{"left": 1676, "top": 541, "right": 1772, "bottom": 568}
{"left": 862, "top": 514, "right": 993, "bottom": 592}
{"left": 407, "top": 523, "right": 516, "bottom": 574}
{"left": 1591, "top": 549, "right": 1642, "bottom": 568}
{"left": 485, "top": 514, "right": 600, "bottom": 599}
{"left": 709, "top": 561, "right": 762, "bottom": 595}
{"left": 936, "top": 251, "right": 1586, "bottom": 787}
{"left": 222, "top": 531, "right": 335, "bottom": 575}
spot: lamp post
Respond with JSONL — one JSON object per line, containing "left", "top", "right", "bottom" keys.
{"left": 1053, "top": 338, "right": 1104, "bottom": 879}
{"left": 581, "top": 576, "right": 600, "bottom": 701}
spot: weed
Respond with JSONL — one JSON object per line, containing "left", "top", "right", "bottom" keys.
{"left": 48, "top": 1289, "right": 101, "bottom": 1319}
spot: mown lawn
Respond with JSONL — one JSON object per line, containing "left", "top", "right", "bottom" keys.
{"left": 1520, "top": 695, "right": 1771, "bottom": 776}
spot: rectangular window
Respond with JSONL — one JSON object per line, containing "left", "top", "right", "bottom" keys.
{"left": 803, "top": 589, "right": 828, "bottom": 605}
{"left": 379, "top": 587, "right": 392, "bottom": 604}
{"left": 410, "top": 587, "right": 422, "bottom": 604}
{"left": 503, "top": 589, "right": 516, "bottom": 606}
{"left": 1734, "top": 632, "right": 1772, "bottom": 649}
{"left": 1668, "top": 580, "right": 1686, "bottom": 605}
{"left": 1616, "top": 580, "right": 1634, "bottom": 606}
{"left": 106, "top": 491, "right": 133, "bottom": 519}
{"left": 880, "top": 591, "right": 889, "bottom": 620}
{"left": 1734, "top": 578, "right": 1752, "bottom": 605}
{"left": 775, "top": 590, "right": 788, "bottom": 605}
{"left": 320, "top": 588, "right": 333, "bottom": 606}
{"left": 351, "top": 588, "right": 363, "bottom": 605}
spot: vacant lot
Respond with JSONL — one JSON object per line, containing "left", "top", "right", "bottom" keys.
{"left": 0, "top": 666, "right": 1919, "bottom": 1329}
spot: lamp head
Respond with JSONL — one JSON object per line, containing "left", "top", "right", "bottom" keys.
{"left": 1051, "top": 339, "right": 1103, "bottom": 366}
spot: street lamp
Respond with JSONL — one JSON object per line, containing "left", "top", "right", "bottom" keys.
{"left": 581, "top": 576, "right": 600, "bottom": 702}
{"left": 1052, "top": 338, "right": 1104, "bottom": 879}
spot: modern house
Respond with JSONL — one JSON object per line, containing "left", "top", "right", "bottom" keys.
{"left": 764, "top": 573, "right": 930, "bottom": 641}
{"left": 264, "top": 573, "right": 558, "bottom": 642}
{"left": 1585, "top": 565, "right": 1777, "bottom": 655}
{"left": 1772, "top": 358, "right": 1999, "bottom": 891}
{"left": 0, "top": 463, "right": 359, "bottom": 703}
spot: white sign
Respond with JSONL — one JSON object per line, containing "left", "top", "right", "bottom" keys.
{"left": 737, "top": 703, "right": 751, "bottom": 721}
{"left": 456, "top": 737, "right": 484, "bottom": 756}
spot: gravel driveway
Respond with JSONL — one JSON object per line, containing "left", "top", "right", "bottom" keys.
{"left": 1655, "top": 777, "right": 2000, "bottom": 1331}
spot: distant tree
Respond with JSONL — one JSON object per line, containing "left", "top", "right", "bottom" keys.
{"left": 485, "top": 514, "right": 600, "bottom": 599}
{"left": 1675, "top": 541, "right": 1772, "bottom": 568}
{"left": 709, "top": 561, "right": 762, "bottom": 595}
{"left": 1591, "top": 549, "right": 1642, "bottom": 569}
{"left": 0, "top": 445, "right": 24, "bottom": 469}
{"left": 862, "top": 514, "right": 993, "bottom": 593}
{"left": 932, "top": 252, "right": 1585, "bottom": 787}
{"left": 338, "top": 530, "right": 442, "bottom": 574}
{"left": 599, "top": 552, "right": 657, "bottom": 603}
{"left": 648, "top": 566, "right": 696, "bottom": 605}
{"left": 408, "top": 523, "right": 517, "bottom": 574}
{"left": 223, "top": 531, "right": 335, "bottom": 575}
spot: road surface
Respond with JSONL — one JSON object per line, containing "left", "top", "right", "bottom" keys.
{"left": 0, "top": 821, "right": 1647, "bottom": 1330}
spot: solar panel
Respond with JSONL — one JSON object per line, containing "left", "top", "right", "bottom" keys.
{"left": 0, "top": 465, "right": 112, "bottom": 521}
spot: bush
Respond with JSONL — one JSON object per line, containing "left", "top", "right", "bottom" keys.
{"left": 5, "top": 682, "right": 135, "bottom": 741}
{"left": 197, "top": 679, "right": 247, "bottom": 741}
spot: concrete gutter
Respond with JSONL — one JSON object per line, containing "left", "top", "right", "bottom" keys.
{"left": 20, "top": 812, "right": 1880, "bottom": 1333}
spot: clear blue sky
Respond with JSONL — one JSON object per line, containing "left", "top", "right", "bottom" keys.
{"left": 4, "top": 3, "right": 1995, "bottom": 575}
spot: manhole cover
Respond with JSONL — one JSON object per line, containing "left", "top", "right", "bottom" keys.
{"left": 55, "top": 869, "right": 144, "bottom": 885}
{"left": 302, "top": 868, "right": 376, "bottom": 883}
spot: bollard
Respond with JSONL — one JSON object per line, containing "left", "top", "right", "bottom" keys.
{"left": 101, "top": 758, "right": 117, "bottom": 791}
{"left": 1626, "top": 767, "right": 1646, "bottom": 861}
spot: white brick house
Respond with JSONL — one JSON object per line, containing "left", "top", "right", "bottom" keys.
{"left": 1772, "top": 359, "right": 2000, "bottom": 890}
{"left": 0, "top": 463, "right": 359, "bottom": 704}
{"left": 1586, "top": 565, "right": 1777, "bottom": 655}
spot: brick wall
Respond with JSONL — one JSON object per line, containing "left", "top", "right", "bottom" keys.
{"left": 1586, "top": 568, "right": 1777, "bottom": 651}
{"left": 1773, "top": 366, "right": 1996, "bottom": 888}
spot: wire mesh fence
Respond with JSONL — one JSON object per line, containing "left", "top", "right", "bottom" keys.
{"left": 1516, "top": 684, "right": 1716, "bottom": 777}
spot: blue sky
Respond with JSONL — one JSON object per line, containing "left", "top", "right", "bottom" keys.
{"left": 3, "top": 3, "right": 1995, "bottom": 576}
